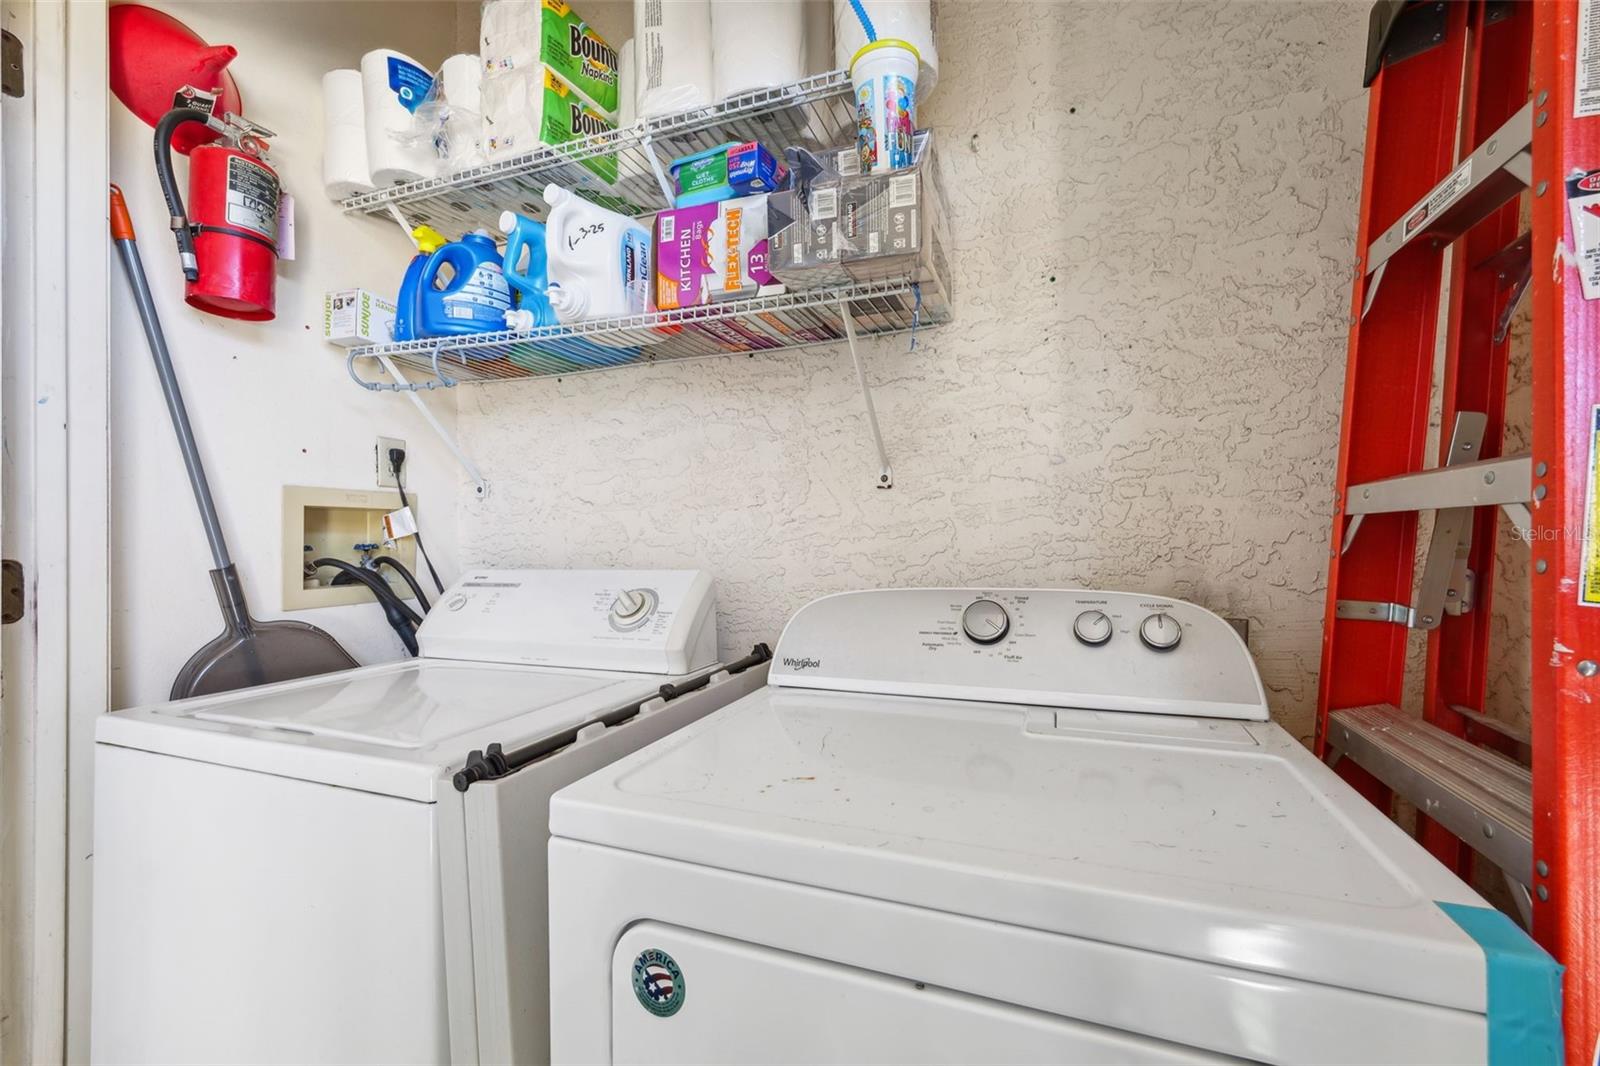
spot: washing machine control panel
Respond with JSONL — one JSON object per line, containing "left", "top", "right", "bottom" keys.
{"left": 417, "top": 569, "right": 719, "bottom": 676}
{"left": 770, "top": 588, "right": 1265, "bottom": 720}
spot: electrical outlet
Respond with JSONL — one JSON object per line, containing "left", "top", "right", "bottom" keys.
{"left": 375, "top": 437, "right": 406, "bottom": 488}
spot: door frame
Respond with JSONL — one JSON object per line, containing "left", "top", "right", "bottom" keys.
{"left": 0, "top": 0, "right": 109, "bottom": 1061}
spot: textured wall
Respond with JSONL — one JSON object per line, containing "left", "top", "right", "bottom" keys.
{"left": 457, "top": 0, "right": 1371, "bottom": 741}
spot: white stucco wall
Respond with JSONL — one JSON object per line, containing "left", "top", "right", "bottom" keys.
{"left": 110, "top": 1, "right": 466, "bottom": 708}
{"left": 454, "top": 0, "right": 1372, "bottom": 742}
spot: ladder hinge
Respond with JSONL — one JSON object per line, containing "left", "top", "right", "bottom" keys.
{"left": 2, "top": 30, "right": 21, "bottom": 98}
{"left": 1336, "top": 599, "right": 1419, "bottom": 627}
{"left": 2, "top": 560, "right": 24, "bottom": 624}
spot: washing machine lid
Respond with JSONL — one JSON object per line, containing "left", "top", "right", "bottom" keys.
{"left": 552, "top": 687, "right": 1494, "bottom": 1013}
{"left": 97, "top": 658, "right": 684, "bottom": 801}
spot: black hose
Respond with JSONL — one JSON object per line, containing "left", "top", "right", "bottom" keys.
{"left": 153, "top": 108, "right": 213, "bottom": 282}
{"left": 373, "top": 556, "right": 430, "bottom": 613}
{"left": 314, "top": 559, "right": 420, "bottom": 655}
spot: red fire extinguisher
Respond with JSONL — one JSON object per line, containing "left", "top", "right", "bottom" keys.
{"left": 155, "top": 106, "right": 280, "bottom": 321}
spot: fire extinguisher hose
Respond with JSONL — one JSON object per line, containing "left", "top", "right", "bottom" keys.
{"left": 153, "top": 107, "right": 213, "bottom": 283}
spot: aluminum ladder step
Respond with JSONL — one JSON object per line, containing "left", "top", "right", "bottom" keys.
{"left": 1326, "top": 704, "right": 1532, "bottom": 881}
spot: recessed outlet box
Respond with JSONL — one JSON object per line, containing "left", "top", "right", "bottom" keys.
{"left": 283, "top": 486, "right": 421, "bottom": 610}
{"left": 376, "top": 437, "right": 406, "bottom": 488}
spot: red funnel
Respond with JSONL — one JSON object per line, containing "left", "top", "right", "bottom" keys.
{"left": 109, "top": 5, "right": 243, "bottom": 155}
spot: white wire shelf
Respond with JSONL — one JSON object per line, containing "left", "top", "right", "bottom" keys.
{"left": 347, "top": 275, "right": 949, "bottom": 390}
{"left": 341, "top": 70, "right": 857, "bottom": 233}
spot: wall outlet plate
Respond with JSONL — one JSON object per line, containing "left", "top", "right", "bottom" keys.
{"left": 376, "top": 436, "right": 406, "bottom": 488}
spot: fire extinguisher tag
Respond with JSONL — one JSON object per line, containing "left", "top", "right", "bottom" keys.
{"left": 277, "top": 192, "right": 296, "bottom": 261}
{"left": 172, "top": 85, "right": 221, "bottom": 118}
{"left": 224, "top": 155, "right": 280, "bottom": 240}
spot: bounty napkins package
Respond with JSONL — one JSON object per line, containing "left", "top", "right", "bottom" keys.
{"left": 480, "top": 0, "right": 620, "bottom": 115}
{"left": 481, "top": 68, "right": 619, "bottom": 182}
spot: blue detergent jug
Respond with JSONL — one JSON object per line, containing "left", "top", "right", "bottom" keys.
{"left": 499, "top": 211, "right": 559, "bottom": 330}
{"left": 392, "top": 225, "right": 449, "bottom": 342}
{"left": 416, "top": 230, "right": 513, "bottom": 338}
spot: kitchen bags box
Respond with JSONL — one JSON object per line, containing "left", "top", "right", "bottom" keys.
{"left": 480, "top": 0, "right": 620, "bottom": 114}
{"left": 654, "top": 195, "right": 782, "bottom": 310}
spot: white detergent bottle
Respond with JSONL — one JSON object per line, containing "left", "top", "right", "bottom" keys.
{"left": 542, "top": 184, "right": 653, "bottom": 331}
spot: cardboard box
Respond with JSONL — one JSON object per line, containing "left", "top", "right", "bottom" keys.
{"left": 654, "top": 194, "right": 782, "bottom": 310}
{"left": 323, "top": 289, "right": 397, "bottom": 348}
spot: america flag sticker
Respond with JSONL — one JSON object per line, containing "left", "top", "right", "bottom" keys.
{"left": 631, "top": 948, "right": 686, "bottom": 1017}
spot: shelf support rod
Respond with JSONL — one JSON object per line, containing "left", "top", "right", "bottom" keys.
{"left": 640, "top": 135, "right": 676, "bottom": 204}
{"left": 376, "top": 353, "right": 491, "bottom": 499}
{"left": 841, "top": 300, "right": 893, "bottom": 489}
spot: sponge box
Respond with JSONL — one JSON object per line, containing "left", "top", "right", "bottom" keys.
{"left": 323, "top": 289, "right": 397, "bottom": 347}
{"left": 480, "top": 0, "right": 620, "bottom": 115}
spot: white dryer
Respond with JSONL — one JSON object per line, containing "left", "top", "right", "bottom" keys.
{"left": 91, "top": 569, "right": 769, "bottom": 1066}
{"left": 548, "top": 588, "right": 1561, "bottom": 1065}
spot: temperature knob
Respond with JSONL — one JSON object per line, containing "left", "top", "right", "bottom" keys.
{"left": 609, "top": 588, "right": 657, "bottom": 631}
{"left": 1073, "top": 610, "right": 1112, "bottom": 646}
{"left": 1138, "top": 612, "right": 1182, "bottom": 652}
{"left": 961, "top": 599, "right": 1011, "bottom": 645}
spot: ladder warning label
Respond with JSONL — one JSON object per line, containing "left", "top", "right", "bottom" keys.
{"left": 1582, "top": 406, "right": 1600, "bottom": 608}
{"left": 1565, "top": 168, "right": 1600, "bottom": 301}
{"left": 1578, "top": 0, "right": 1600, "bottom": 118}
{"left": 1405, "top": 159, "right": 1471, "bottom": 237}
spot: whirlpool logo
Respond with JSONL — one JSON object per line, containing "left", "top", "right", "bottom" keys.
{"left": 782, "top": 656, "right": 821, "bottom": 671}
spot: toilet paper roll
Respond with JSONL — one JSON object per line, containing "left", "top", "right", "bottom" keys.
{"left": 636, "top": 0, "right": 714, "bottom": 118}
{"left": 618, "top": 38, "right": 636, "bottom": 128}
{"left": 710, "top": 0, "right": 804, "bottom": 100}
{"left": 321, "top": 69, "right": 374, "bottom": 200}
{"left": 360, "top": 48, "right": 440, "bottom": 186}
{"left": 441, "top": 53, "right": 481, "bottom": 112}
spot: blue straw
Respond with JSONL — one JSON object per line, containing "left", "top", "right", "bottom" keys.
{"left": 849, "top": 0, "right": 878, "bottom": 42}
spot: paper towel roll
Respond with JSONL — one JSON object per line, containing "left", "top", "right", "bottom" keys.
{"left": 636, "top": 0, "right": 714, "bottom": 118}
{"left": 835, "top": 0, "right": 938, "bottom": 95}
{"left": 440, "top": 53, "right": 485, "bottom": 172}
{"left": 618, "top": 38, "right": 636, "bottom": 128}
{"left": 360, "top": 48, "right": 440, "bottom": 186}
{"left": 321, "top": 69, "right": 373, "bottom": 200}
{"left": 710, "top": 0, "right": 804, "bottom": 100}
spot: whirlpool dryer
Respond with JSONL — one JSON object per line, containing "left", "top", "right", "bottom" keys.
{"left": 92, "top": 569, "right": 769, "bottom": 1066}
{"left": 548, "top": 588, "right": 1561, "bottom": 1065}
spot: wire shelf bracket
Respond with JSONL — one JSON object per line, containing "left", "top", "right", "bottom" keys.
{"left": 347, "top": 351, "right": 490, "bottom": 499}
{"left": 842, "top": 299, "right": 893, "bottom": 489}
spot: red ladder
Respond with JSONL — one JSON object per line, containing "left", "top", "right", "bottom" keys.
{"left": 1316, "top": 1, "right": 1598, "bottom": 1060}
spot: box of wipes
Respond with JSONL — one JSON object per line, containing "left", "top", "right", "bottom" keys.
{"left": 323, "top": 289, "right": 397, "bottom": 348}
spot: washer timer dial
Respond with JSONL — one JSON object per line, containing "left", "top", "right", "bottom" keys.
{"left": 1072, "top": 609, "right": 1113, "bottom": 646}
{"left": 961, "top": 599, "right": 1011, "bottom": 645}
{"left": 609, "top": 588, "right": 658, "bottom": 631}
{"left": 1139, "top": 612, "right": 1182, "bottom": 651}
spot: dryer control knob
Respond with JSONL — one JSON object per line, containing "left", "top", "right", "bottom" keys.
{"left": 1073, "top": 610, "right": 1113, "bottom": 646}
{"left": 961, "top": 599, "right": 1011, "bottom": 645}
{"left": 610, "top": 588, "right": 657, "bottom": 629}
{"left": 1139, "top": 612, "right": 1182, "bottom": 652}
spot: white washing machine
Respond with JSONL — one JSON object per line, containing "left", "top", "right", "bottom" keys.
{"left": 548, "top": 588, "right": 1562, "bottom": 1065}
{"left": 91, "top": 569, "right": 769, "bottom": 1066}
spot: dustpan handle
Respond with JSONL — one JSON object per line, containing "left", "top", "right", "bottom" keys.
{"left": 111, "top": 184, "right": 233, "bottom": 572}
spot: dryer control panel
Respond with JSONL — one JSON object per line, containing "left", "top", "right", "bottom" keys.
{"left": 769, "top": 588, "right": 1266, "bottom": 721}
{"left": 417, "top": 569, "right": 718, "bottom": 675}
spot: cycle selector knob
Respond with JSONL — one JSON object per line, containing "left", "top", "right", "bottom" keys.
{"left": 961, "top": 599, "right": 1011, "bottom": 645}
{"left": 609, "top": 588, "right": 658, "bottom": 630}
{"left": 1139, "top": 612, "right": 1182, "bottom": 651}
{"left": 1073, "top": 610, "right": 1113, "bottom": 646}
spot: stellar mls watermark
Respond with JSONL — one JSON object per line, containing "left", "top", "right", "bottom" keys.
{"left": 1507, "top": 525, "right": 1577, "bottom": 543}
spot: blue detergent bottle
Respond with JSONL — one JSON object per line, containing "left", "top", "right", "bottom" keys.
{"left": 416, "top": 230, "right": 514, "bottom": 338}
{"left": 392, "top": 225, "right": 449, "bottom": 342}
{"left": 498, "top": 211, "right": 559, "bottom": 330}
